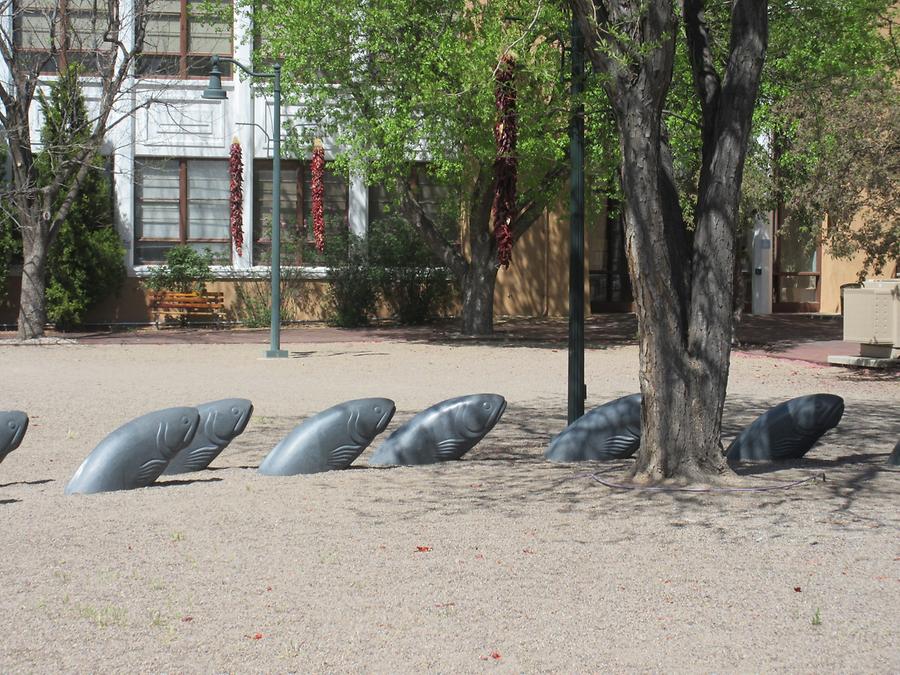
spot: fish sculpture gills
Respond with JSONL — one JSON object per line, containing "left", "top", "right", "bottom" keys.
{"left": 369, "top": 394, "right": 506, "bottom": 467}
{"left": 544, "top": 394, "right": 642, "bottom": 462}
{"left": 258, "top": 398, "right": 396, "bottom": 475}
{"left": 0, "top": 411, "right": 29, "bottom": 464}
{"left": 65, "top": 407, "right": 200, "bottom": 495}
{"left": 726, "top": 393, "right": 844, "bottom": 462}
{"left": 164, "top": 398, "right": 253, "bottom": 474}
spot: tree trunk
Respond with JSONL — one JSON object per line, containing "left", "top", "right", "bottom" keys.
{"left": 17, "top": 217, "right": 50, "bottom": 340}
{"left": 461, "top": 256, "right": 497, "bottom": 336}
{"left": 616, "top": 102, "right": 732, "bottom": 483}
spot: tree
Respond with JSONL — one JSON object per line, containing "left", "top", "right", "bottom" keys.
{"left": 248, "top": 0, "right": 572, "bottom": 335}
{"left": 571, "top": 0, "right": 768, "bottom": 482}
{"left": 759, "top": 1, "right": 898, "bottom": 273}
{"left": 37, "top": 66, "right": 126, "bottom": 328}
{"left": 0, "top": 0, "right": 150, "bottom": 339}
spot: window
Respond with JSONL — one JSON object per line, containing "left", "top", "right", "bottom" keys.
{"left": 368, "top": 164, "right": 452, "bottom": 225}
{"left": 253, "top": 160, "right": 349, "bottom": 265}
{"left": 14, "top": 0, "right": 113, "bottom": 73}
{"left": 137, "top": 0, "right": 233, "bottom": 77}
{"left": 134, "top": 158, "right": 231, "bottom": 263}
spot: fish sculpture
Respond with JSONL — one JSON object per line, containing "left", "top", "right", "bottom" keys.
{"left": 65, "top": 407, "right": 200, "bottom": 495}
{"left": 726, "top": 393, "right": 844, "bottom": 462}
{"left": 888, "top": 440, "right": 899, "bottom": 467}
{"left": 0, "top": 411, "right": 29, "bottom": 464}
{"left": 369, "top": 394, "right": 506, "bottom": 467}
{"left": 258, "top": 398, "right": 395, "bottom": 475}
{"left": 163, "top": 398, "right": 254, "bottom": 474}
{"left": 544, "top": 393, "right": 642, "bottom": 462}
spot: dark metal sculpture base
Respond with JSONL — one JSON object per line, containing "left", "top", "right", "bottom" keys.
{"left": 726, "top": 393, "right": 844, "bottom": 462}
{"left": 545, "top": 393, "right": 642, "bottom": 462}
{"left": 369, "top": 394, "right": 506, "bottom": 466}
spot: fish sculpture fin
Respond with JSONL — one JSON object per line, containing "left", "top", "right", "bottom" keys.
{"left": 327, "top": 443, "right": 365, "bottom": 471}
{"left": 134, "top": 458, "right": 168, "bottom": 486}
{"left": 602, "top": 434, "right": 641, "bottom": 459}
{"left": 181, "top": 444, "right": 221, "bottom": 472}
{"left": 435, "top": 437, "right": 468, "bottom": 462}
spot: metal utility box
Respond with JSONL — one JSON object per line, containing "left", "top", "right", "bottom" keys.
{"left": 842, "top": 280, "right": 900, "bottom": 359}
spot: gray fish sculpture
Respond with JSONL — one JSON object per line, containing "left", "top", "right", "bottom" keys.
{"left": 726, "top": 393, "right": 844, "bottom": 462}
{"left": 0, "top": 411, "right": 29, "bottom": 464}
{"left": 545, "top": 393, "right": 642, "bottom": 462}
{"left": 65, "top": 407, "right": 200, "bottom": 495}
{"left": 163, "top": 398, "right": 254, "bottom": 474}
{"left": 258, "top": 398, "right": 395, "bottom": 475}
{"left": 888, "top": 440, "right": 899, "bottom": 467}
{"left": 369, "top": 394, "right": 506, "bottom": 467}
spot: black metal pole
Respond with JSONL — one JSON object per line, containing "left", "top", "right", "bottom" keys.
{"left": 567, "top": 17, "right": 586, "bottom": 425}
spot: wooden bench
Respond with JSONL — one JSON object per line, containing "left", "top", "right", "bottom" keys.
{"left": 151, "top": 291, "right": 226, "bottom": 328}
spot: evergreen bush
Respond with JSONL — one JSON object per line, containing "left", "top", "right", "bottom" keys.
{"left": 36, "top": 66, "right": 126, "bottom": 329}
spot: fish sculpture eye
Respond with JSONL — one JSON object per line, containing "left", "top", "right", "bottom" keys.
{"left": 7, "top": 421, "right": 15, "bottom": 430}
{"left": 231, "top": 407, "right": 240, "bottom": 416}
{"left": 374, "top": 406, "right": 382, "bottom": 414}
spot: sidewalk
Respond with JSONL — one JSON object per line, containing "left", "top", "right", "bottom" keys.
{"left": 1, "top": 313, "right": 864, "bottom": 366}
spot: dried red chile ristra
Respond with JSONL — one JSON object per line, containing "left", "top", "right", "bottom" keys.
{"left": 311, "top": 140, "right": 326, "bottom": 253}
{"left": 229, "top": 139, "right": 244, "bottom": 256}
{"left": 492, "top": 53, "right": 517, "bottom": 268}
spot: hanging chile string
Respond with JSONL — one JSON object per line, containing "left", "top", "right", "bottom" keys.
{"left": 229, "top": 138, "right": 244, "bottom": 256}
{"left": 311, "top": 138, "right": 326, "bottom": 253}
{"left": 492, "top": 53, "right": 518, "bottom": 268}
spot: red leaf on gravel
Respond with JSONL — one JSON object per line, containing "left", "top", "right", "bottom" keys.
{"left": 794, "top": 587, "right": 801, "bottom": 592}
{"left": 416, "top": 546, "right": 432, "bottom": 553}
{"left": 522, "top": 549, "right": 535, "bottom": 554}
{"left": 181, "top": 616, "right": 193, "bottom": 622}
{"left": 251, "top": 633, "right": 263, "bottom": 640}
{"left": 266, "top": 586, "right": 272, "bottom": 591}
{"left": 491, "top": 651, "right": 502, "bottom": 659}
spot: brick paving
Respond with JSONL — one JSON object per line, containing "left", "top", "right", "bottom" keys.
{"left": 0, "top": 313, "right": 868, "bottom": 367}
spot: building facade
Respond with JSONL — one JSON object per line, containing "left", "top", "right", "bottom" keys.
{"left": 2, "top": 1, "right": 894, "bottom": 326}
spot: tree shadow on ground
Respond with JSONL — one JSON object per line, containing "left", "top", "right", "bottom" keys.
{"left": 202, "top": 391, "right": 897, "bottom": 537}
{"left": 352, "top": 393, "right": 898, "bottom": 530}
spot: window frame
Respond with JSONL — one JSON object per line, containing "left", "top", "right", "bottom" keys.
{"left": 136, "top": 0, "right": 234, "bottom": 79}
{"left": 252, "top": 158, "right": 351, "bottom": 266}
{"left": 134, "top": 157, "right": 232, "bottom": 264}
{"left": 13, "top": 0, "right": 115, "bottom": 74}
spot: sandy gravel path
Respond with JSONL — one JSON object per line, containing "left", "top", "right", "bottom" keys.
{"left": 1, "top": 339, "right": 897, "bottom": 672}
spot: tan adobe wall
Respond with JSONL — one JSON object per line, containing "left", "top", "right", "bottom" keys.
{"left": 494, "top": 204, "right": 591, "bottom": 318}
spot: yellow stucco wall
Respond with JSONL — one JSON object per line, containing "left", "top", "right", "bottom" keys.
{"left": 494, "top": 204, "right": 592, "bottom": 318}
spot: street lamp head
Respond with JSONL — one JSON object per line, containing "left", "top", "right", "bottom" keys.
{"left": 201, "top": 56, "right": 228, "bottom": 100}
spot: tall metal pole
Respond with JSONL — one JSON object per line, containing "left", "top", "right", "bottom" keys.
{"left": 267, "top": 64, "right": 288, "bottom": 358}
{"left": 567, "top": 18, "right": 586, "bottom": 424}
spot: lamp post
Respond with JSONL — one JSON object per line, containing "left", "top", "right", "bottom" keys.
{"left": 568, "top": 18, "right": 586, "bottom": 424}
{"left": 203, "top": 55, "right": 288, "bottom": 358}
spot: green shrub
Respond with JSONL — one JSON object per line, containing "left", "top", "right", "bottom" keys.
{"left": 320, "top": 229, "right": 376, "bottom": 327}
{"left": 35, "top": 65, "right": 126, "bottom": 328}
{"left": 326, "top": 255, "right": 380, "bottom": 327}
{"left": 368, "top": 216, "right": 454, "bottom": 324}
{"left": 144, "top": 246, "right": 215, "bottom": 293}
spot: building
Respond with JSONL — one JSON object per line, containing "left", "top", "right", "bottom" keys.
{"left": 2, "top": 1, "right": 895, "bottom": 326}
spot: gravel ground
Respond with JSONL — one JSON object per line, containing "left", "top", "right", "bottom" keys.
{"left": 0, "top": 339, "right": 897, "bottom": 672}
